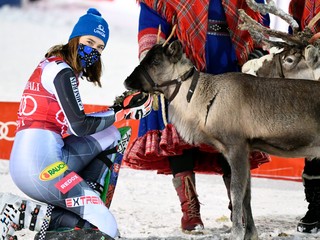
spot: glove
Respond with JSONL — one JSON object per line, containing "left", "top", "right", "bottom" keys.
{"left": 113, "top": 92, "right": 153, "bottom": 121}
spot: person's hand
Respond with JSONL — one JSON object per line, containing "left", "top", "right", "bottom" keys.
{"left": 113, "top": 92, "right": 153, "bottom": 121}
{"left": 309, "top": 32, "right": 320, "bottom": 44}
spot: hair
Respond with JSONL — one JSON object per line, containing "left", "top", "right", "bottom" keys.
{"left": 45, "top": 37, "right": 103, "bottom": 87}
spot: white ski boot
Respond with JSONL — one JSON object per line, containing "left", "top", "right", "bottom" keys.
{"left": 0, "top": 192, "right": 50, "bottom": 240}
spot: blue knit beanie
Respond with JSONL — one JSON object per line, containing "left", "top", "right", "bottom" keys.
{"left": 69, "top": 8, "right": 109, "bottom": 45}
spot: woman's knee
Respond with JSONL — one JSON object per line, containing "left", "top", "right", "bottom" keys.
{"left": 91, "top": 126, "right": 121, "bottom": 150}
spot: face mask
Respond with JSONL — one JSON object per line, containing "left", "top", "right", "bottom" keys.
{"left": 77, "top": 44, "right": 101, "bottom": 68}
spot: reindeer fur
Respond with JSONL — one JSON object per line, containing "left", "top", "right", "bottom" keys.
{"left": 124, "top": 40, "right": 320, "bottom": 240}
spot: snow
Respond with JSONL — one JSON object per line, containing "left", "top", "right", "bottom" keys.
{"left": 0, "top": 0, "right": 319, "bottom": 239}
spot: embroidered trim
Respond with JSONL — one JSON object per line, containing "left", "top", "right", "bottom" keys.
{"left": 207, "top": 19, "right": 229, "bottom": 36}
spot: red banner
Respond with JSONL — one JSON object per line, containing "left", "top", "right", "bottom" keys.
{"left": 0, "top": 102, "right": 18, "bottom": 160}
{"left": 251, "top": 156, "right": 304, "bottom": 182}
{"left": 0, "top": 101, "right": 304, "bottom": 181}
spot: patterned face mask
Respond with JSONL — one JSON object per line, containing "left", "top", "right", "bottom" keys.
{"left": 77, "top": 44, "right": 101, "bottom": 68}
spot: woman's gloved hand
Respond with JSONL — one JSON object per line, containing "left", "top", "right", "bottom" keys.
{"left": 113, "top": 92, "right": 153, "bottom": 121}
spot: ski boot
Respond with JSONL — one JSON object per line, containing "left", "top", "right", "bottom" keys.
{"left": 0, "top": 192, "right": 50, "bottom": 240}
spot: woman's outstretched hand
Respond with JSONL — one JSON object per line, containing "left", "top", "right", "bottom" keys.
{"left": 113, "top": 92, "right": 153, "bottom": 121}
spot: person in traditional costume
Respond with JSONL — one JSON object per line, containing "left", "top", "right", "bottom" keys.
{"left": 289, "top": 0, "right": 320, "bottom": 234}
{"left": 124, "top": 0, "right": 270, "bottom": 233}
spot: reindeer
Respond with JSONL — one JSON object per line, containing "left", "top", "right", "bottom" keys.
{"left": 124, "top": 1, "right": 320, "bottom": 239}
{"left": 124, "top": 3, "right": 320, "bottom": 240}
{"left": 240, "top": 0, "right": 320, "bottom": 80}
{"left": 124, "top": 39, "right": 320, "bottom": 240}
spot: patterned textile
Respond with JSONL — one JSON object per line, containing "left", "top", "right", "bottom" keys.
{"left": 140, "top": 0, "right": 209, "bottom": 70}
{"left": 221, "top": 0, "right": 263, "bottom": 65}
{"left": 124, "top": 124, "right": 270, "bottom": 174}
{"left": 140, "top": 0, "right": 263, "bottom": 69}
{"left": 289, "top": 0, "right": 320, "bottom": 32}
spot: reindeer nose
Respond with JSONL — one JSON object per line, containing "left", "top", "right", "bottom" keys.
{"left": 124, "top": 66, "right": 147, "bottom": 91}
{"left": 124, "top": 76, "right": 135, "bottom": 90}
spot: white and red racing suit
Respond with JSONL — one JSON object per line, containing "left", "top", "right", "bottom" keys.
{"left": 9, "top": 56, "right": 120, "bottom": 238}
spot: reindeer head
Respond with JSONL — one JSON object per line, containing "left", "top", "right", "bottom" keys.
{"left": 240, "top": 0, "right": 320, "bottom": 81}
{"left": 125, "top": 40, "right": 192, "bottom": 94}
{"left": 242, "top": 47, "right": 319, "bottom": 80}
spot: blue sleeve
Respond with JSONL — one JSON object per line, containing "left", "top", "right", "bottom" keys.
{"left": 139, "top": 3, "right": 171, "bottom": 36}
{"left": 53, "top": 68, "right": 115, "bottom": 136}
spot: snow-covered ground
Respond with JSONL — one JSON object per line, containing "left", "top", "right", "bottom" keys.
{"left": 1, "top": 167, "right": 315, "bottom": 240}
{"left": 0, "top": 0, "right": 319, "bottom": 239}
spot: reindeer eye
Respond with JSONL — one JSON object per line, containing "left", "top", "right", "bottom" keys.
{"left": 285, "top": 57, "right": 294, "bottom": 63}
{"left": 151, "top": 58, "right": 160, "bottom": 65}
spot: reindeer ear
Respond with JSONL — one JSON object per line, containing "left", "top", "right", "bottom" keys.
{"left": 166, "top": 40, "right": 183, "bottom": 63}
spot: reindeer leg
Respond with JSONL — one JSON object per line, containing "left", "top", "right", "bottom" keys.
{"left": 226, "top": 145, "right": 251, "bottom": 240}
{"left": 243, "top": 171, "right": 258, "bottom": 240}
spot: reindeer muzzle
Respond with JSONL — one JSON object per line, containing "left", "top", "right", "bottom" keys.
{"left": 124, "top": 65, "right": 156, "bottom": 93}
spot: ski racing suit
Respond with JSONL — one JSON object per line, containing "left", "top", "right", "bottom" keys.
{"left": 9, "top": 56, "right": 120, "bottom": 238}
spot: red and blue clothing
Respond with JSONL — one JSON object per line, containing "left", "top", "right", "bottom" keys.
{"left": 289, "top": 0, "right": 319, "bottom": 33}
{"left": 124, "top": 0, "right": 270, "bottom": 174}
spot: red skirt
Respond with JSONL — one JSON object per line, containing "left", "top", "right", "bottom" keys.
{"left": 123, "top": 123, "right": 270, "bottom": 175}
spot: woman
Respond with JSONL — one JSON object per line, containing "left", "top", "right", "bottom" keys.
{"left": 124, "top": 0, "right": 270, "bottom": 234}
{"left": 7, "top": 8, "right": 152, "bottom": 240}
